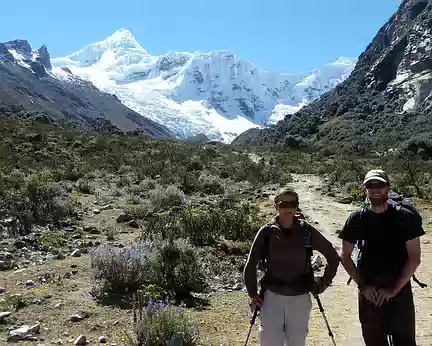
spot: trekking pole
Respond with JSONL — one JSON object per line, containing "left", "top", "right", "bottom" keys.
{"left": 244, "top": 288, "right": 265, "bottom": 346}
{"left": 244, "top": 306, "right": 259, "bottom": 346}
{"left": 313, "top": 293, "right": 337, "bottom": 346}
{"left": 387, "top": 334, "right": 394, "bottom": 346}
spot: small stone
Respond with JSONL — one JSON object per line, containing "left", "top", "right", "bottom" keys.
{"left": 0, "top": 261, "right": 10, "bottom": 271}
{"left": 312, "top": 254, "right": 323, "bottom": 270}
{"left": 74, "top": 335, "right": 86, "bottom": 345}
{"left": 8, "top": 323, "right": 40, "bottom": 341}
{"left": 98, "top": 336, "right": 107, "bottom": 343}
{"left": 113, "top": 320, "right": 119, "bottom": 325}
{"left": 63, "top": 332, "right": 70, "bottom": 336}
{"left": 55, "top": 303, "right": 62, "bottom": 308}
{"left": 71, "top": 249, "right": 81, "bottom": 257}
{"left": 70, "top": 314, "right": 84, "bottom": 322}
{"left": 26, "top": 280, "right": 35, "bottom": 287}
{"left": 0, "top": 311, "right": 12, "bottom": 321}
{"left": 51, "top": 339, "right": 63, "bottom": 344}
{"left": 70, "top": 311, "right": 89, "bottom": 322}
{"left": 232, "top": 283, "right": 243, "bottom": 291}
{"left": 337, "top": 196, "right": 353, "bottom": 204}
{"left": 116, "top": 214, "right": 133, "bottom": 223}
{"left": 93, "top": 209, "right": 101, "bottom": 214}
{"left": 126, "top": 220, "right": 139, "bottom": 228}
{"left": 84, "top": 227, "right": 100, "bottom": 234}
{"left": 56, "top": 253, "right": 66, "bottom": 260}
{"left": 99, "top": 204, "right": 112, "bottom": 211}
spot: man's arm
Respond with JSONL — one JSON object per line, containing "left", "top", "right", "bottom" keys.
{"left": 340, "top": 240, "right": 380, "bottom": 305}
{"left": 375, "top": 237, "right": 422, "bottom": 307}
{"left": 376, "top": 210, "right": 424, "bottom": 306}
{"left": 391, "top": 237, "right": 421, "bottom": 294}
{"left": 339, "top": 240, "right": 361, "bottom": 286}
{"left": 390, "top": 209, "right": 424, "bottom": 294}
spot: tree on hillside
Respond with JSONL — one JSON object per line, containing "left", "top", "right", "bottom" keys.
{"left": 389, "top": 150, "right": 431, "bottom": 198}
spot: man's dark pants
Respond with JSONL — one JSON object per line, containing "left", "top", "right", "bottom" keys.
{"left": 358, "top": 282, "right": 416, "bottom": 346}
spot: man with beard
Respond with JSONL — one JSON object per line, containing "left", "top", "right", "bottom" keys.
{"left": 338, "top": 169, "right": 425, "bottom": 346}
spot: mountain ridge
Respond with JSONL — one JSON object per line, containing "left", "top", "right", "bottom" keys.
{"left": 233, "top": 0, "right": 432, "bottom": 155}
{"left": 0, "top": 38, "right": 174, "bottom": 139}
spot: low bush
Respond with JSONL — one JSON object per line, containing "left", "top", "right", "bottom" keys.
{"left": 90, "top": 237, "right": 205, "bottom": 301}
{"left": 148, "top": 185, "right": 186, "bottom": 212}
{"left": 140, "top": 201, "right": 261, "bottom": 246}
{"left": 126, "top": 290, "right": 199, "bottom": 346}
{"left": 0, "top": 171, "right": 76, "bottom": 235}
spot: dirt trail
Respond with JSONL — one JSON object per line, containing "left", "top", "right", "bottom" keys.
{"left": 257, "top": 173, "right": 432, "bottom": 346}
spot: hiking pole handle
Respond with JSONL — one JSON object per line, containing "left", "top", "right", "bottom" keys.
{"left": 250, "top": 306, "right": 259, "bottom": 324}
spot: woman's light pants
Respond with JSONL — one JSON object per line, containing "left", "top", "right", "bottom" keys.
{"left": 259, "top": 289, "right": 312, "bottom": 346}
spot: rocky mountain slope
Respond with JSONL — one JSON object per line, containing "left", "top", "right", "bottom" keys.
{"left": 51, "top": 29, "right": 356, "bottom": 142}
{"left": 233, "top": 0, "right": 432, "bottom": 154}
{"left": 0, "top": 39, "right": 173, "bottom": 139}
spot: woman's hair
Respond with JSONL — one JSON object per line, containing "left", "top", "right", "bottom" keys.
{"left": 274, "top": 187, "right": 299, "bottom": 204}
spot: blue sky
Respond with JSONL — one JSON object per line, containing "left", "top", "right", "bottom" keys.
{"left": 0, "top": 0, "right": 401, "bottom": 73}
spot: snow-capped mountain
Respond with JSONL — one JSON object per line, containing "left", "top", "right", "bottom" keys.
{"left": 0, "top": 40, "right": 51, "bottom": 75}
{"left": 0, "top": 38, "right": 173, "bottom": 139}
{"left": 52, "top": 29, "right": 356, "bottom": 142}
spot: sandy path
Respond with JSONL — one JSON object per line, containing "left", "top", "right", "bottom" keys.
{"left": 259, "top": 173, "right": 432, "bottom": 346}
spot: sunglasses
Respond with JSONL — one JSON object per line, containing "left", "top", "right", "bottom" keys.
{"left": 276, "top": 200, "right": 298, "bottom": 208}
{"left": 365, "top": 181, "right": 387, "bottom": 189}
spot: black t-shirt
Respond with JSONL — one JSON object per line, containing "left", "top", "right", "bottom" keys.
{"left": 338, "top": 203, "right": 425, "bottom": 288}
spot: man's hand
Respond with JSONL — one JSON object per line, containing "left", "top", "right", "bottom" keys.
{"left": 249, "top": 294, "right": 263, "bottom": 312}
{"left": 375, "top": 287, "right": 398, "bottom": 307}
{"left": 360, "top": 286, "right": 379, "bottom": 305}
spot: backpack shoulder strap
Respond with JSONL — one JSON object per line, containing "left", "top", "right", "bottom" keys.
{"left": 301, "top": 220, "right": 313, "bottom": 257}
{"left": 301, "top": 220, "right": 315, "bottom": 285}
{"left": 260, "top": 225, "right": 272, "bottom": 270}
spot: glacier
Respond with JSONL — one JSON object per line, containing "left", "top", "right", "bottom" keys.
{"left": 51, "top": 28, "right": 357, "bottom": 143}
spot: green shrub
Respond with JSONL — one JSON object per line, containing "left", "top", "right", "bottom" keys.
{"left": 90, "top": 237, "right": 205, "bottom": 300}
{"left": 148, "top": 186, "right": 185, "bottom": 212}
{"left": 140, "top": 201, "right": 261, "bottom": 246}
{"left": 77, "top": 179, "right": 94, "bottom": 194}
{"left": 1, "top": 172, "right": 76, "bottom": 234}
{"left": 346, "top": 183, "right": 366, "bottom": 202}
{"left": 124, "top": 202, "right": 151, "bottom": 220}
{"left": 198, "top": 174, "right": 225, "bottom": 195}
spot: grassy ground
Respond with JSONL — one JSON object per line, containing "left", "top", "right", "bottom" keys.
{"left": 3, "top": 174, "right": 430, "bottom": 345}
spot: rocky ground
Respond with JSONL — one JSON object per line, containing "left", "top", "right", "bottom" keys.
{"left": 0, "top": 173, "right": 431, "bottom": 345}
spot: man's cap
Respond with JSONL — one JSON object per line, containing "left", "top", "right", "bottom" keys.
{"left": 363, "top": 169, "right": 390, "bottom": 185}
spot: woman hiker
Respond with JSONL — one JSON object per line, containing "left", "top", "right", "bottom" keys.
{"left": 244, "top": 187, "right": 340, "bottom": 346}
